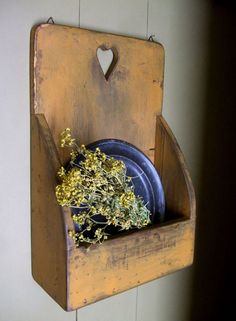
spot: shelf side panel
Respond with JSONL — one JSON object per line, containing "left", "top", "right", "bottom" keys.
{"left": 31, "top": 114, "right": 68, "bottom": 310}
{"left": 155, "top": 116, "right": 196, "bottom": 219}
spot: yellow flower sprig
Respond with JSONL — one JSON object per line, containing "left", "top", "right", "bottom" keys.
{"left": 55, "top": 128, "right": 151, "bottom": 247}
{"left": 60, "top": 128, "right": 75, "bottom": 147}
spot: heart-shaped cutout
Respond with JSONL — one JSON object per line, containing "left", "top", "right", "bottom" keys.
{"left": 97, "top": 47, "right": 117, "bottom": 81}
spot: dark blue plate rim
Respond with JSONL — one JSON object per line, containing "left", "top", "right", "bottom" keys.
{"left": 86, "top": 138, "right": 165, "bottom": 223}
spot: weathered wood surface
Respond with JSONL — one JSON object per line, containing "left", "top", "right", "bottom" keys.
{"left": 67, "top": 219, "right": 194, "bottom": 310}
{"left": 31, "top": 114, "right": 67, "bottom": 309}
{"left": 32, "top": 23, "right": 164, "bottom": 164}
{"left": 155, "top": 116, "right": 196, "bottom": 219}
{"left": 31, "top": 23, "right": 196, "bottom": 311}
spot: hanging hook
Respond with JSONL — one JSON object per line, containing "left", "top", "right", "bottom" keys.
{"left": 46, "top": 17, "right": 55, "bottom": 24}
{"left": 148, "top": 35, "right": 156, "bottom": 42}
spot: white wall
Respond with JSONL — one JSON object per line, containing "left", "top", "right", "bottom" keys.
{"left": 0, "top": 1, "right": 209, "bottom": 321}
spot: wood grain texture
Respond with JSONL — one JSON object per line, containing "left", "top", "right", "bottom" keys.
{"left": 155, "top": 116, "right": 196, "bottom": 219}
{"left": 67, "top": 219, "right": 194, "bottom": 310}
{"left": 32, "top": 23, "right": 164, "bottom": 163}
{"left": 31, "top": 114, "right": 67, "bottom": 309}
{"left": 31, "top": 113, "right": 76, "bottom": 309}
{"left": 31, "top": 23, "right": 195, "bottom": 311}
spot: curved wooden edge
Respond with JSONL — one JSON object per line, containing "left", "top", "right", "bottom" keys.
{"left": 30, "top": 25, "right": 39, "bottom": 114}
{"left": 155, "top": 115, "right": 196, "bottom": 220}
{"left": 31, "top": 112, "right": 196, "bottom": 311}
{"left": 31, "top": 22, "right": 164, "bottom": 49}
{"left": 31, "top": 113, "right": 75, "bottom": 310}
{"left": 32, "top": 113, "right": 75, "bottom": 242}
{"left": 34, "top": 114, "right": 61, "bottom": 168}
{"left": 30, "top": 24, "right": 53, "bottom": 114}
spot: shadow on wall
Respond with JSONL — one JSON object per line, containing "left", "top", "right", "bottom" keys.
{"left": 191, "top": 1, "right": 236, "bottom": 321}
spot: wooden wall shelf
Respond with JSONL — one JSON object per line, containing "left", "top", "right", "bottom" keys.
{"left": 31, "top": 23, "right": 196, "bottom": 311}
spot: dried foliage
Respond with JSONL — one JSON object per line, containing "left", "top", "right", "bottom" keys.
{"left": 55, "top": 128, "right": 151, "bottom": 246}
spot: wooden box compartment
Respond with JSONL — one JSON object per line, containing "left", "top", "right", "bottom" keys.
{"left": 31, "top": 24, "right": 195, "bottom": 311}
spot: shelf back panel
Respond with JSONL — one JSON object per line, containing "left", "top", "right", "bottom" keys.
{"left": 32, "top": 24, "right": 164, "bottom": 162}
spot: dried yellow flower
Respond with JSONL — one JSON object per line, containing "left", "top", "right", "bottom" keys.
{"left": 55, "top": 128, "right": 151, "bottom": 247}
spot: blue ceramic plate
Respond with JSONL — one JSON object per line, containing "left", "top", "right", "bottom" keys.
{"left": 83, "top": 139, "right": 166, "bottom": 224}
